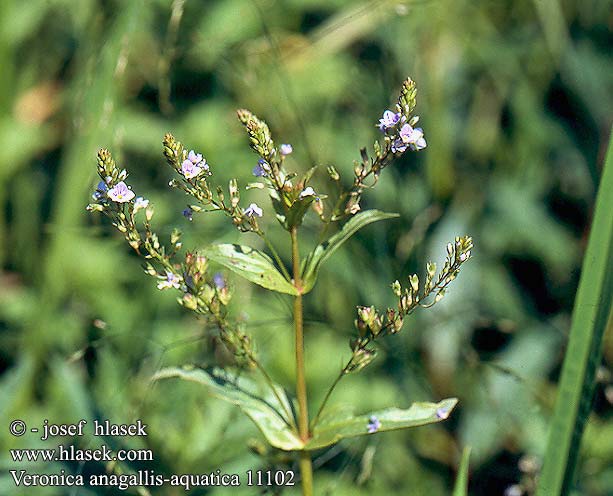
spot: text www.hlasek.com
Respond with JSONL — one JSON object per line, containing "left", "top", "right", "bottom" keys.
{"left": 10, "top": 445, "right": 152, "bottom": 463}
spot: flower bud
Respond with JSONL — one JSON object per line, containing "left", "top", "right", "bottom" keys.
{"left": 409, "top": 274, "right": 419, "bottom": 293}
{"left": 181, "top": 293, "right": 198, "bottom": 310}
{"left": 391, "top": 280, "right": 402, "bottom": 297}
{"left": 327, "top": 165, "right": 340, "bottom": 181}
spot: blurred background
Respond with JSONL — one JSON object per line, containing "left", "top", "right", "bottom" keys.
{"left": 1, "top": 0, "right": 612, "bottom": 494}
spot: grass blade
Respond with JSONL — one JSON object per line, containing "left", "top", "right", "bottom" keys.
{"left": 453, "top": 446, "right": 471, "bottom": 496}
{"left": 536, "top": 128, "right": 613, "bottom": 496}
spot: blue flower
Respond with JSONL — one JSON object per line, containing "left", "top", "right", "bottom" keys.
{"left": 378, "top": 110, "right": 401, "bottom": 132}
{"left": 92, "top": 181, "right": 108, "bottom": 200}
{"left": 182, "top": 207, "right": 193, "bottom": 221}
{"left": 436, "top": 406, "right": 451, "bottom": 419}
{"left": 280, "top": 143, "right": 293, "bottom": 155}
{"left": 391, "top": 138, "right": 408, "bottom": 154}
{"left": 252, "top": 163, "right": 267, "bottom": 177}
{"left": 243, "top": 203, "right": 263, "bottom": 218}
{"left": 107, "top": 181, "right": 135, "bottom": 203}
{"left": 367, "top": 415, "right": 381, "bottom": 433}
{"left": 213, "top": 272, "right": 226, "bottom": 289}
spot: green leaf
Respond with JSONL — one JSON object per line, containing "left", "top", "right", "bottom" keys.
{"left": 453, "top": 446, "right": 471, "bottom": 496}
{"left": 304, "top": 398, "right": 457, "bottom": 451}
{"left": 285, "top": 194, "right": 316, "bottom": 229}
{"left": 301, "top": 210, "right": 399, "bottom": 293}
{"left": 204, "top": 243, "right": 298, "bottom": 295}
{"left": 536, "top": 128, "right": 613, "bottom": 496}
{"left": 153, "top": 366, "right": 303, "bottom": 451}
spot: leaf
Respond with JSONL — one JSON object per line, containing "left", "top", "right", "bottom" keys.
{"left": 154, "top": 366, "right": 303, "bottom": 451}
{"left": 536, "top": 127, "right": 613, "bottom": 496}
{"left": 453, "top": 446, "right": 471, "bottom": 496}
{"left": 204, "top": 243, "right": 298, "bottom": 295}
{"left": 301, "top": 210, "right": 399, "bottom": 293}
{"left": 285, "top": 194, "right": 316, "bottom": 229}
{"left": 304, "top": 398, "right": 457, "bottom": 451}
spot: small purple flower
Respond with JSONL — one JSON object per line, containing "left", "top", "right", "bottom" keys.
{"left": 187, "top": 150, "right": 203, "bottom": 164}
{"left": 213, "top": 272, "right": 226, "bottom": 289}
{"left": 280, "top": 143, "right": 293, "bottom": 155}
{"left": 157, "top": 271, "right": 181, "bottom": 290}
{"left": 391, "top": 138, "right": 408, "bottom": 154}
{"left": 398, "top": 123, "right": 427, "bottom": 151}
{"left": 378, "top": 110, "right": 401, "bottom": 132}
{"left": 243, "top": 203, "right": 263, "bottom": 218}
{"left": 252, "top": 163, "right": 267, "bottom": 177}
{"left": 107, "top": 181, "right": 135, "bottom": 203}
{"left": 181, "top": 159, "right": 204, "bottom": 179}
{"left": 367, "top": 415, "right": 381, "bottom": 433}
{"left": 436, "top": 407, "right": 451, "bottom": 420}
{"left": 182, "top": 207, "right": 193, "bottom": 221}
{"left": 92, "top": 181, "right": 108, "bottom": 200}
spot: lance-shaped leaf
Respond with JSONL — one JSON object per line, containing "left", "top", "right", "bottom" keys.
{"left": 301, "top": 210, "right": 399, "bottom": 293}
{"left": 204, "top": 243, "right": 298, "bottom": 295}
{"left": 304, "top": 398, "right": 457, "bottom": 450}
{"left": 154, "top": 366, "right": 303, "bottom": 451}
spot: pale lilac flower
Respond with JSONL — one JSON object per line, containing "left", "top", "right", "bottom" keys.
{"left": 187, "top": 150, "right": 203, "bottom": 164}
{"left": 399, "top": 123, "right": 427, "bottom": 150}
{"left": 182, "top": 207, "right": 193, "bottom": 221}
{"left": 133, "top": 196, "right": 149, "bottom": 212}
{"left": 367, "top": 415, "right": 381, "bottom": 433}
{"left": 213, "top": 273, "right": 226, "bottom": 289}
{"left": 299, "top": 186, "right": 316, "bottom": 199}
{"left": 157, "top": 271, "right": 181, "bottom": 290}
{"left": 280, "top": 143, "right": 293, "bottom": 155}
{"left": 181, "top": 159, "right": 204, "bottom": 179}
{"left": 92, "top": 181, "right": 108, "bottom": 200}
{"left": 378, "top": 110, "right": 401, "bottom": 131}
{"left": 243, "top": 203, "right": 263, "bottom": 218}
{"left": 436, "top": 406, "right": 451, "bottom": 420}
{"left": 107, "top": 181, "right": 135, "bottom": 203}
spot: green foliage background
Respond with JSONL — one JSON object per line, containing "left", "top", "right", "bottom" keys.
{"left": 1, "top": 0, "right": 612, "bottom": 494}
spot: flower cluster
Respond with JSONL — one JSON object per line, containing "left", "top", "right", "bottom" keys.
{"left": 316, "top": 77, "right": 428, "bottom": 222}
{"left": 181, "top": 150, "right": 209, "bottom": 179}
{"left": 87, "top": 147, "right": 256, "bottom": 367}
{"left": 344, "top": 236, "right": 473, "bottom": 374}
{"left": 162, "top": 133, "right": 264, "bottom": 233}
{"left": 237, "top": 109, "right": 319, "bottom": 230}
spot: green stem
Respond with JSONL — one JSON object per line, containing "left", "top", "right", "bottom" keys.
{"left": 201, "top": 300, "right": 296, "bottom": 431}
{"left": 253, "top": 359, "right": 297, "bottom": 431}
{"left": 260, "top": 231, "right": 292, "bottom": 281}
{"left": 290, "top": 226, "right": 313, "bottom": 496}
{"left": 311, "top": 370, "right": 344, "bottom": 430}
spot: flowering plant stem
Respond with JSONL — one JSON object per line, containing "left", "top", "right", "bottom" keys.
{"left": 89, "top": 77, "right": 472, "bottom": 492}
{"left": 291, "top": 226, "right": 313, "bottom": 496}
